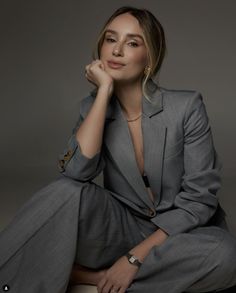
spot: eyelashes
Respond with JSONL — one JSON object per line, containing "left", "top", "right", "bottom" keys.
{"left": 105, "top": 37, "right": 139, "bottom": 47}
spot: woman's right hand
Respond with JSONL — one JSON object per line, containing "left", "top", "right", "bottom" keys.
{"left": 85, "top": 59, "right": 114, "bottom": 97}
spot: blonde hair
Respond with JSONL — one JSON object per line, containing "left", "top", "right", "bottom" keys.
{"left": 91, "top": 6, "right": 167, "bottom": 102}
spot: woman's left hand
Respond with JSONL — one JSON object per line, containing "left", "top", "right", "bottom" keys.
{"left": 97, "top": 255, "right": 139, "bottom": 293}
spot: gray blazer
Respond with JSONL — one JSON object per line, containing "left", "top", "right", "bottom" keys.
{"left": 58, "top": 79, "right": 227, "bottom": 236}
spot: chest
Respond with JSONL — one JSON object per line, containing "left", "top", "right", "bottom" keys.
{"left": 127, "top": 120, "right": 155, "bottom": 202}
{"left": 127, "top": 120, "right": 144, "bottom": 176}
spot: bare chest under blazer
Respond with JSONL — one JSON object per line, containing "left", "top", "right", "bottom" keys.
{"left": 127, "top": 119, "right": 155, "bottom": 202}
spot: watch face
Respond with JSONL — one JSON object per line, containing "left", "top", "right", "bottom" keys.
{"left": 126, "top": 253, "right": 141, "bottom": 267}
{"left": 130, "top": 256, "right": 136, "bottom": 263}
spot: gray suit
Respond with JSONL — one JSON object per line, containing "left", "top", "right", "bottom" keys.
{"left": 1, "top": 79, "right": 236, "bottom": 292}
{"left": 59, "top": 79, "right": 227, "bottom": 234}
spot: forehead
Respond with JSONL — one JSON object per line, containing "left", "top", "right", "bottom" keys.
{"left": 105, "top": 13, "right": 144, "bottom": 38}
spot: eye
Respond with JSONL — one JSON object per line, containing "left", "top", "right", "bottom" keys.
{"left": 105, "top": 37, "right": 115, "bottom": 43}
{"left": 105, "top": 37, "right": 138, "bottom": 47}
{"left": 129, "top": 42, "right": 138, "bottom": 47}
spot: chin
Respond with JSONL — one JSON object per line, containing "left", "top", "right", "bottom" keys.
{"left": 106, "top": 68, "right": 141, "bottom": 84}
{"left": 107, "top": 71, "right": 125, "bottom": 80}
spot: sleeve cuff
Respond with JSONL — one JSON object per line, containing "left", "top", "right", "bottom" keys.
{"left": 58, "top": 134, "right": 104, "bottom": 181}
{"left": 151, "top": 208, "right": 205, "bottom": 236}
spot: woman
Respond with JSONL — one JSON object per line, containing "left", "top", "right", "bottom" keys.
{"left": 1, "top": 6, "right": 236, "bottom": 293}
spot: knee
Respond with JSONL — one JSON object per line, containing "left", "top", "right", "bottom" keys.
{"left": 218, "top": 234, "right": 236, "bottom": 270}
{"left": 56, "top": 175, "right": 106, "bottom": 202}
{"left": 51, "top": 176, "right": 110, "bottom": 214}
{"left": 220, "top": 235, "right": 236, "bottom": 287}
{"left": 46, "top": 175, "right": 92, "bottom": 199}
{"left": 208, "top": 233, "right": 236, "bottom": 286}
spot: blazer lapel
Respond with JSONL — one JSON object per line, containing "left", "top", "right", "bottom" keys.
{"left": 141, "top": 82, "right": 167, "bottom": 207}
{"left": 104, "top": 79, "right": 166, "bottom": 208}
{"left": 142, "top": 113, "right": 167, "bottom": 207}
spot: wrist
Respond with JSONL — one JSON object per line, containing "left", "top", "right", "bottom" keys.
{"left": 125, "top": 252, "right": 142, "bottom": 268}
{"left": 98, "top": 84, "right": 113, "bottom": 96}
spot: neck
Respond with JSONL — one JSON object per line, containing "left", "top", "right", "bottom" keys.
{"left": 114, "top": 80, "right": 143, "bottom": 118}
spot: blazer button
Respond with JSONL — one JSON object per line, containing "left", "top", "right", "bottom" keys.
{"left": 148, "top": 208, "right": 156, "bottom": 217}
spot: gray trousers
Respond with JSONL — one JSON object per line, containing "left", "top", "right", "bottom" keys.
{"left": 1, "top": 175, "right": 236, "bottom": 293}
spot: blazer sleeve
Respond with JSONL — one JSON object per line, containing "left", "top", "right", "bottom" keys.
{"left": 57, "top": 97, "right": 106, "bottom": 181}
{"left": 151, "top": 91, "right": 223, "bottom": 235}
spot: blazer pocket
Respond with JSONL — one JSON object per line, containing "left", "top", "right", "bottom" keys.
{"left": 164, "top": 138, "right": 184, "bottom": 159}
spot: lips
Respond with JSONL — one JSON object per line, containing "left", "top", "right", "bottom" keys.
{"left": 107, "top": 60, "right": 125, "bottom": 69}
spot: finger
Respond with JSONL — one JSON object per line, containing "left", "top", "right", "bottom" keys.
{"left": 85, "top": 72, "right": 94, "bottom": 83}
{"left": 102, "top": 281, "right": 113, "bottom": 293}
{"left": 91, "top": 59, "right": 100, "bottom": 65}
{"left": 118, "top": 287, "right": 126, "bottom": 293}
{"left": 85, "top": 69, "right": 93, "bottom": 79}
{"left": 97, "top": 277, "right": 107, "bottom": 293}
{"left": 99, "top": 62, "right": 105, "bottom": 70}
{"left": 112, "top": 286, "right": 122, "bottom": 293}
{"left": 85, "top": 71, "right": 91, "bottom": 79}
{"left": 85, "top": 75, "right": 97, "bottom": 86}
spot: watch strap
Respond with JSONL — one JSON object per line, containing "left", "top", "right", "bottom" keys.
{"left": 125, "top": 252, "right": 142, "bottom": 267}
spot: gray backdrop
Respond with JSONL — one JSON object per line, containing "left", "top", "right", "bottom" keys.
{"left": 0, "top": 0, "right": 235, "bottom": 235}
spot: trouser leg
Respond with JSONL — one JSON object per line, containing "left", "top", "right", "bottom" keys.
{"left": 185, "top": 227, "right": 236, "bottom": 292}
{"left": 0, "top": 175, "right": 143, "bottom": 293}
{"left": 126, "top": 226, "right": 236, "bottom": 293}
{"left": 0, "top": 176, "right": 88, "bottom": 293}
{"left": 73, "top": 180, "right": 144, "bottom": 269}
{"left": 3, "top": 175, "right": 235, "bottom": 293}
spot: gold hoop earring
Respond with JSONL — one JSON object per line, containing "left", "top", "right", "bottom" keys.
{"left": 144, "top": 66, "right": 151, "bottom": 76}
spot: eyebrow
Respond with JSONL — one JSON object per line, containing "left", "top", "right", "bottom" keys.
{"left": 104, "top": 29, "right": 144, "bottom": 41}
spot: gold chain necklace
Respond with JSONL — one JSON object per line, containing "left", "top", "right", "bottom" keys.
{"left": 126, "top": 113, "right": 142, "bottom": 122}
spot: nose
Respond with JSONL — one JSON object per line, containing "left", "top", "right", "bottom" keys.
{"left": 112, "top": 44, "right": 123, "bottom": 56}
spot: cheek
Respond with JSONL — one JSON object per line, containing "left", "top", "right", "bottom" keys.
{"left": 128, "top": 51, "right": 148, "bottom": 67}
{"left": 100, "top": 50, "right": 105, "bottom": 60}
{"left": 130, "top": 59, "right": 146, "bottom": 72}
{"left": 100, "top": 43, "right": 111, "bottom": 56}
